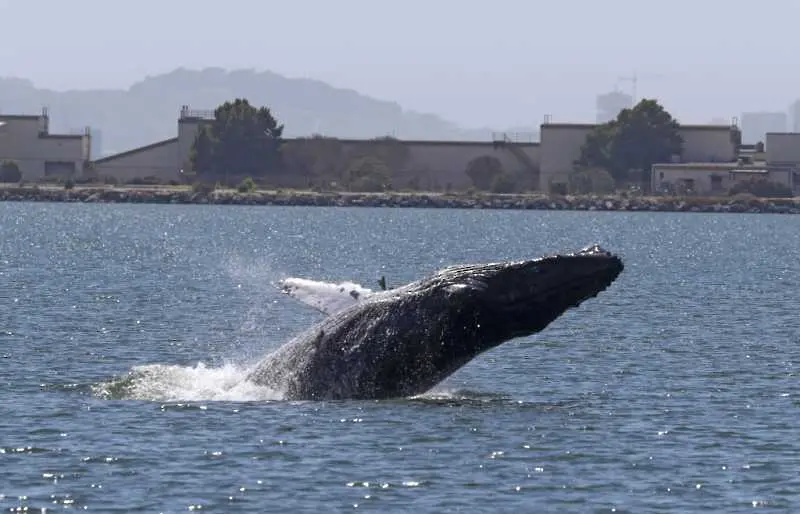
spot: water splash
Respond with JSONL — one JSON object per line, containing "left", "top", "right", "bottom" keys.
{"left": 93, "top": 362, "right": 284, "bottom": 402}
{"left": 91, "top": 258, "right": 311, "bottom": 404}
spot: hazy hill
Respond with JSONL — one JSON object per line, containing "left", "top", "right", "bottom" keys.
{"left": 0, "top": 68, "right": 539, "bottom": 158}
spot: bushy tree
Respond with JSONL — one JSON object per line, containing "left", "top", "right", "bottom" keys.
{"left": 347, "top": 136, "right": 410, "bottom": 173}
{"left": 237, "top": 177, "right": 257, "bottom": 193}
{"left": 345, "top": 156, "right": 392, "bottom": 192}
{"left": 568, "top": 167, "right": 616, "bottom": 194}
{"left": 490, "top": 173, "right": 518, "bottom": 194}
{"left": 0, "top": 161, "right": 22, "bottom": 182}
{"left": 577, "top": 99, "right": 683, "bottom": 189}
{"left": 729, "top": 178, "right": 793, "bottom": 198}
{"left": 282, "top": 135, "right": 347, "bottom": 185}
{"left": 190, "top": 98, "right": 284, "bottom": 178}
{"left": 465, "top": 155, "right": 504, "bottom": 190}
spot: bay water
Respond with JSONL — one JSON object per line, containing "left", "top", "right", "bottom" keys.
{"left": 1, "top": 203, "right": 799, "bottom": 512}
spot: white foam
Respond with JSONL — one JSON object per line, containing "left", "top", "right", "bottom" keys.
{"left": 95, "top": 362, "right": 284, "bottom": 402}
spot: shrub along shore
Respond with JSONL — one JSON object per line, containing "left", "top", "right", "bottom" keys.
{"left": 1, "top": 184, "right": 799, "bottom": 214}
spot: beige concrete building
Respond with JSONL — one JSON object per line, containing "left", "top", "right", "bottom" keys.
{"left": 765, "top": 132, "right": 800, "bottom": 166}
{"left": 539, "top": 123, "right": 596, "bottom": 190}
{"left": 681, "top": 125, "right": 740, "bottom": 163}
{"left": 92, "top": 107, "right": 211, "bottom": 182}
{"left": 90, "top": 105, "right": 756, "bottom": 193}
{"left": 651, "top": 162, "right": 795, "bottom": 195}
{"left": 539, "top": 122, "right": 740, "bottom": 190}
{"left": 0, "top": 109, "right": 91, "bottom": 180}
{"left": 92, "top": 138, "right": 181, "bottom": 182}
{"left": 93, "top": 106, "right": 541, "bottom": 190}
{"left": 338, "top": 135, "right": 540, "bottom": 190}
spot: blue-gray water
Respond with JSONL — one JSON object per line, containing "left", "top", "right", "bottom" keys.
{"left": 2, "top": 203, "right": 799, "bottom": 513}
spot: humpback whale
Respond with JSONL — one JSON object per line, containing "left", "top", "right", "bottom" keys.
{"left": 249, "top": 244, "right": 624, "bottom": 400}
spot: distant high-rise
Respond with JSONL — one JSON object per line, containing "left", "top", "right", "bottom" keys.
{"left": 741, "top": 111, "right": 787, "bottom": 143}
{"left": 790, "top": 100, "right": 800, "bottom": 132}
{"left": 596, "top": 91, "right": 633, "bottom": 123}
{"left": 91, "top": 128, "right": 104, "bottom": 159}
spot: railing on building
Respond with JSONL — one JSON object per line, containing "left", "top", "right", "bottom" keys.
{"left": 179, "top": 105, "right": 215, "bottom": 120}
{"left": 490, "top": 131, "right": 541, "bottom": 188}
{"left": 491, "top": 131, "right": 538, "bottom": 144}
{"left": 39, "top": 107, "right": 49, "bottom": 135}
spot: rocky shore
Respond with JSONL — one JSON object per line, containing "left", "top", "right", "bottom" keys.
{"left": 2, "top": 185, "right": 800, "bottom": 214}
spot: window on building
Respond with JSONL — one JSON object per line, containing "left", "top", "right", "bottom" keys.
{"left": 45, "top": 161, "right": 76, "bottom": 177}
{"left": 678, "top": 178, "right": 695, "bottom": 195}
{"left": 710, "top": 175, "right": 723, "bottom": 193}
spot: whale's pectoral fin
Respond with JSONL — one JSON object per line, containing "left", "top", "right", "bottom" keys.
{"left": 277, "top": 277, "right": 375, "bottom": 315}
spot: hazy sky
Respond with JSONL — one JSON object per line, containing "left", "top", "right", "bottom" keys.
{"left": 2, "top": 0, "right": 798, "bottom": 128}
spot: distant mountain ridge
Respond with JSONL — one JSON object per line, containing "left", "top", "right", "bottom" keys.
{"left": 0, "top": 67, "right": 539, "bottom": 157}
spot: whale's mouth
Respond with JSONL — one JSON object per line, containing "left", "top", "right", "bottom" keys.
{"left": 524, "top": 262, "right": 622, "bottom": 310}
{"left": 547, "top": 247, "right": 624, "bottom": 305}
{"left": 474, "top": 245, "right": 624, "bottom": 338}
{"left": 491, "top": 246, "right": 622, "bottom": 304}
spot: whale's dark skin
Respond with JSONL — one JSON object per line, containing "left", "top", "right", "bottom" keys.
{"left": 247, "top": 245, "right": 624, "bottom": 400}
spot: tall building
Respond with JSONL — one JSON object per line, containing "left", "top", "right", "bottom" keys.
{"left": 596, "top": 91, "right": 633, "bottom": 123}
{"left": 790, "top": 100, "right": 800, "bottom": 132}
{"left": 740, "top": 111, "right": 787, "bottom": 144}
{"left": 91, "top": 128, "right": 104, "bottom": 159}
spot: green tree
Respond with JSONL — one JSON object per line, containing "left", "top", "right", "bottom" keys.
{"left": 237, "top": 176, "right": 257, "bottom": 193}
{"left": 345, "top": 156, "right": 392, "bottom": 192}
{"left": 0, "top": 161, "right": 21, "bottom": 182}
{"left": 578, "top": 99, "right": 683, "bottom": 189}
{"left": 568, "top": 167, "right": 616, "bottom": 194}
{"left": 347, "top": 136, "right": 410, "bottom": 173}
{"left": 729, "top": 178, "right": 793, "bottom": 198}
{"left": 490, "top": 173, "right": 518, "bottom": 194}
{"left": 282, "top": 135, "right": 347, "bottom": 186}
{"left": 190, "top": 98, "right": 284, "bottom": 179}
{"left": 465, "top": 155, "right": 504, "bottom": 190}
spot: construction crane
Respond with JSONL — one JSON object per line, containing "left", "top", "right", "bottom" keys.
{"left": 616, "top": 72, "right": 667, "bottom": 103}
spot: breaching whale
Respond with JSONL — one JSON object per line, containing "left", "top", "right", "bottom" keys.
{"left": 248, "top": 244, "right": 624, "bottom": 400}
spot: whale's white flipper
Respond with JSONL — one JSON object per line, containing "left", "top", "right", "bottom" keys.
{"left": 277, "top": 277, "right": 374, "bottom": 315}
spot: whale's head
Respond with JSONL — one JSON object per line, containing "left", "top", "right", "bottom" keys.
{"left": 426, "top": 244, "right": 624, "bottom": 344}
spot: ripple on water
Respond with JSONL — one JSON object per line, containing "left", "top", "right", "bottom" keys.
{"left": 3, "top": 205, "right": 800, "bottom": 511}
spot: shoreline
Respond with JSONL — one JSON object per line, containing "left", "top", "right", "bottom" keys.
{"left": 2, "top": 185, "right": 800, "bottom": 214}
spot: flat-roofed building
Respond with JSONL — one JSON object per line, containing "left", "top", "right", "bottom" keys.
{"left": 0, "top": 108, "right": 91, "bottom": 180}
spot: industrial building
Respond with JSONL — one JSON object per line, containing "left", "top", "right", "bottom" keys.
{"left": 91, "top": 106, "right": 541, "bottom": 190}
{"left": 540, "top": 122, "right": 740, "bottom": 190}
{"left": 0, "top": 109, "right": 91, "bottom": 180}
{"left": 87, "top": 106, "right": 742, "bottom": 192}
{"left": 0, "top": 105, "right": 772, "bottom": 195}
{"left": 651, "top": 131, "right": 800, "bottom": 195}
